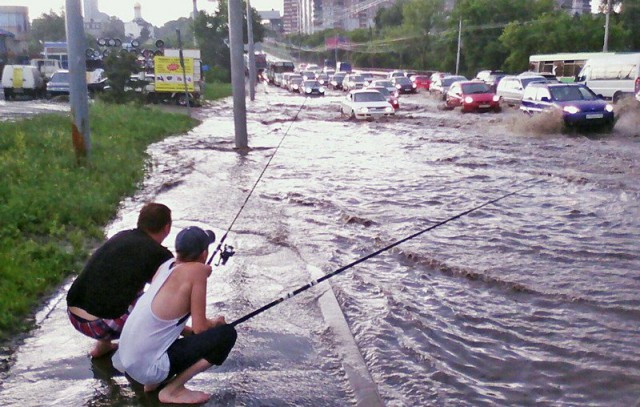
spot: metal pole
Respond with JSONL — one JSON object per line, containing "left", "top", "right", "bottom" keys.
{"left": 228, "top": 0, "right": 248, "bottom": 148}
{"left": 64, "top": 0, "right": 91, "bottom": 162}
{"left": 603, "top": 0, "right": 611, "bottom": 52}
{"left": 455, "top": 18, "right": 462, "bottom": 75}
{"left": 247, "top": 0, "right": 256, "bottom": 101}
{"left": 176, "top": 29, "right": 191, "bottom": 118}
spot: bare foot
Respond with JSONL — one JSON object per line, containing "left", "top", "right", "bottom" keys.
{"left": 158, "top": 386, "right": 211, "bottom": 404}
{"left": 89, "top": 340, "right": 118, "bottom": 358}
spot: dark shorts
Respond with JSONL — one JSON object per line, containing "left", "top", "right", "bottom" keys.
{"left": 166, "top": 324, "right": 237, "bottom": 379}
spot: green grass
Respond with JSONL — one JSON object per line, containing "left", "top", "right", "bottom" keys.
{"left": 203, "top": 82, "right": 232, "bottom": 101}
{"left": 0, "top": 102, "right": 199, "bottom": 340}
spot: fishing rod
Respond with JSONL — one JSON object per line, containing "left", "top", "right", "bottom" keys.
{"left": 207, "top": 97, "right": 309, "bottom": 266}
{"left": 230, "top": 179, "right": 543, "bottom": 327}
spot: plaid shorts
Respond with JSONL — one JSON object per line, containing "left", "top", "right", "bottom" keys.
{"left": 67, "top": 293, "right": 141, "bottom": 340}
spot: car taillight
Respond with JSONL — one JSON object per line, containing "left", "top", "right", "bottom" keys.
{"left": 635, "top": 77, "right": 640, "bottom": 93}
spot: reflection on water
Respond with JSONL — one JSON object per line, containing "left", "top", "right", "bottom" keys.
{"left": 1, "top": 88, "right": 639, "bottom": 406}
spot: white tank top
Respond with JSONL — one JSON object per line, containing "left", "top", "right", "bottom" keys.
{"left": 112, "top": 259, "right": 188, "bottom": 384}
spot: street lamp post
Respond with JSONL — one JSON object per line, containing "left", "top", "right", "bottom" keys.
{"left": 603, "top": 0, "right": 611, "bottom": 52}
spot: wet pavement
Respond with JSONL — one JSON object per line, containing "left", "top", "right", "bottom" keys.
{"left": 1, "top": 84, "right": 640, "bottom": 406}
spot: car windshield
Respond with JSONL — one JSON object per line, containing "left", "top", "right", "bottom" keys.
{"left": 550, "top": 85, "right": 598, "bottom": 101}
{"left": 303, "top": 81, "right": 320, "bottom": 87}
{"left": 462, "top": 83, "right": 491, "bottom": 94}
{"left": 351, "top": 76, "right": 365, "bottom": 82}
{"left": 442, "top": 76, "right": 465, "bottom": 86}
{"left": 395, "top": 77, "right": 412, "bottom": 85}
{"left": 50, "top": 72, "right": 69, "bottom": 83}
{"left": 414, "top": 76, "right": 428, "bottom": 80}
{"left": 290, "top": 78, "right": 303, "bottom": 84}
{"left": 370, "top": 87, "right": 390, "bottom": 96}
{"left": 354, "top": 92, "right": 386, "bottom": 102}
{"left": 521, "top": 77, "right": 546, "bottom": 87}
{"left": 375, "top": 81, "right": 393, "bottom": 87}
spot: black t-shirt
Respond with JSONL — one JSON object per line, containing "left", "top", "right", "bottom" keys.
{"left": 66, "top": 228, "right": 173, "bottom": 319}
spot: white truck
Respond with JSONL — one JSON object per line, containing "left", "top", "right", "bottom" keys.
{"left": 152, "top": 49, "right": 203, "bottom": 106}
{"left": 1, "top": 65, "right": 46, "bottom": 100}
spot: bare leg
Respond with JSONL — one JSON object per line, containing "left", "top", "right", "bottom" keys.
{"left": 144, "top": 383, "right": 160, "bottom": 392}
{"left": 89, "top": 339, "right": 117, "bottom": 358}
{"left": 158, "top": 359, "right": 212, "bottom": 404}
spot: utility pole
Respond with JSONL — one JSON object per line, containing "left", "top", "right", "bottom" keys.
{"left": 603, "top": 0, "right": 611, "bottom": 52}
{"left": 247, "top": 0, "right": 256, "bottom": 101}
{"left": 455, "top": 18, "right": 462, "bottom": 75}
{"left": 64, "top": 0, "right": 91, "bottom": 162}
{"left": 192, "top": 0, "right": 198, "bottom": 47}
{"left": 228, "top": 0, "right": 248, "bottom": 148}
{"left": 176, "top": 29, "right": 191, "bottom": 118}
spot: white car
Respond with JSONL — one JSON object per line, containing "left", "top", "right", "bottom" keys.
{"left": 341, "top": 90, "right": 395, "bottom": 119}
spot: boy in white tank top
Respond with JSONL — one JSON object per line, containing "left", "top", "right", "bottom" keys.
{"left": 112, "top": 226, "right": 237, "bottom": 404}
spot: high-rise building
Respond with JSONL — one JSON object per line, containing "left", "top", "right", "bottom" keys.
{"left": 83, "top": 0, "right": 110, "bottom": 36}
{"left": 283, "top": 0, "right": 300, "bottom": 34}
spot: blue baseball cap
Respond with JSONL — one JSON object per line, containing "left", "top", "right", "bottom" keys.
{"left": 175, "top": 226, "right": 216, "bottom": 259}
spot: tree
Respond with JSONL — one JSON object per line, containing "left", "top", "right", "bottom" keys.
{"left": 101, "top": 17, "right": 125, "bottom": 41}
{"left": 28, "top": 11, "right": 66, "bottom": 56}
{"left": 102, "top": 50, "right": 140, "bottom": 102}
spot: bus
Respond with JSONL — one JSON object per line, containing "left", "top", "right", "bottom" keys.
{"left": 528, "top": 52, "right": 616, "bottom": 83}
{"left": 266, "top": 60, "right": 295, "bottom": 83}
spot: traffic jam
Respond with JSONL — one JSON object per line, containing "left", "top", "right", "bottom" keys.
{"left": 259, "top": 57, "right": 640, "bottom": 133}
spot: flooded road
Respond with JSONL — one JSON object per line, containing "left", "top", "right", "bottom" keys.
{"left": 1, "top": 85, "right": 640, "bottom": 406}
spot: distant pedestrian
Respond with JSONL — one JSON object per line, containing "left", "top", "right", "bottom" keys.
{"left": 66, "top": 203, "right": 173, "bottom": 357}
{"left": 113, "top": 226, "right": 237, "bottom": 404}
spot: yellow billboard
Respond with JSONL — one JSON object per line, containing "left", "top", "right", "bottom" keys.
{"left": 154, "top": 56, "right": 195, "bottom": 92}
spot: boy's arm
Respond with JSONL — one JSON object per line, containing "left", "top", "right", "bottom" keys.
{"left": 189, "top": 264, "right": 212, "bottom": 334}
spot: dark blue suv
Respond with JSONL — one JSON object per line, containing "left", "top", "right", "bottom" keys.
{"left": 520, "top": 83, "right": 614, "bottom": 131}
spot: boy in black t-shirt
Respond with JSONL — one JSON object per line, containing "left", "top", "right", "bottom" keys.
{"left": 66, "top": 203, "right": 174, "bottom": 357}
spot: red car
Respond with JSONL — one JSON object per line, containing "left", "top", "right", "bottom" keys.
{"left": 446, "top": 81, "right": 501, "bottom": 113}
{"left": 369, "top": 86, "right": 399, "bottom": 110}
{"left": 412, "top": 75, "right": 431, "bottom": 90}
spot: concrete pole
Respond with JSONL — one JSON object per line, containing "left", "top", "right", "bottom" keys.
{"left": 192, "top": 0, "right": 198, "bottom": 47}
{"left": 229, "top": 0, "right": 248, "bottom": 148}
{"left": 64, "top": 0, "right": 91, "bottom": 162}
{"left": 455, "top": 18, "right": 462, "bottom": 75}
{"left": 603, "top": 0, "right": 611, "bottom": 52}
{"left": 247, "top": 0, "right": 256, "bottom": 101}
{"left": 176, "top": 29, "right": 191, "bottom": 118}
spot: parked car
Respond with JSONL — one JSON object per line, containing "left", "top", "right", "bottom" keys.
{"left": 301, "top": 80, "right": 325, "bottom": 96}
{"left": 475, "top": 70, "right": 507, "bottom": 92}
{"left": 496, "top": 75, "right": 548, "bottom": 106}
{"left": 368, "top": 86, "right": 399, "bottom": 110}
{"left": 329, "top": 73, "right": 346, "bottom": 90}
{"left": 341, "top": 89, "right": 395, "bottom": 119}
{"left": 392, "top": 76, "right": 417, "bottom": 94}
{"left": 446, "top": 81, "right": 501, "bottom": 113}
{"left": 343, "top": 74, "right": 366, "bottom": 91}
{"left": 369, "top": 79, "right": 397, "bottom": 95}
{"left": 46, "top": 69, "right": 71, "bottom": 97}
{"left": 430, "top": 75, "right": 467, "bottom": 100}
{"left": 1, "top": 65, "right": 46, "bottom": 100}
{"left": 412, "top": 75, "right": 431, "bottom": 90}
{"left": 387, "top": 71, "right": 406, "bottom": 80}
{"left": 520, "top": 82, "right": 614, "bottom": 131}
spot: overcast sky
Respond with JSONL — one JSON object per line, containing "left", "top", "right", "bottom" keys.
{"left": 0, "top": 0, "right": 283, "bottom": 27}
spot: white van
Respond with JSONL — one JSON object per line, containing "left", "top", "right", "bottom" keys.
{"left": 1, "top": 65, "right": 46, "bottom": 100}
{"left": 575, "top": 53, "right": 640, "bottom": 102}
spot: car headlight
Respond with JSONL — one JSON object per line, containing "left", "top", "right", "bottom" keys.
{"left": 293, "top": 84, "right": 299, "bottom": 89}
{"left": 318, "top": 80, "right": 324, "bottom": 84}
{"left": 305, "top": 87, "right": 312, "bottom": 93}
{"left": 359, "top": 107, "right": 369, "bottom": 113}
{"left": 319, "top": 87, "right": 325, "bottom": 93}
{"left": 412, "top": 84, "right": 417, "bottom": 88}
{"left": 385, "top": 106, "right": 393, "bottom": 112}
{"left": 605, "top": 104, "right": 614, "bottom": 112}
{"left": 331, "top": 81, "right": 337, "bottom": 85}
{"left": 464, "top": 96, "right": 473, "bottom": 104}
{"left": 563, "top": 106, "right": 580, "bottom": 114}
{"left": 396, "top": 84, "right": 401, "bottom": 89}
{"left": 492, "top": 95, "right": 500, "bottom": 102}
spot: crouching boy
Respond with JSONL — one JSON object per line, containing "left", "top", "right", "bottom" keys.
{"left": 112, "top": 226, "right": 237, "bottom": 404}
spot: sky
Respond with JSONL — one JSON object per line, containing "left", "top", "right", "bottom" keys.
{"left": 0, "top": 0, "right": 283, "bottom": 27}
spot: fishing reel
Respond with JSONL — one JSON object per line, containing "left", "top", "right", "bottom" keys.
{"left": 216, "top": 244, "right": 236, "bottom": 266}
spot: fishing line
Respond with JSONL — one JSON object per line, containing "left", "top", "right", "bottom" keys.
{"left": 207, "top": 96, "right": 309, "bottom": 265}
{"left": 230, "top": 178, "right": 543, "bottom": 326}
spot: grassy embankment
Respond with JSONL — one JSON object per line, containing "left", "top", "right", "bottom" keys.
{"left": 0, "top": 102, "right": 200, "bottom": 341}
{"left": 203, "top": 81, "right": 232, "bottom": 101}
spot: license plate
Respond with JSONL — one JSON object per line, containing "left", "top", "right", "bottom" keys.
{"left": 479, "top": 104, "right": 490, "bottom": 108}
{"left": 586, "top": 113, "right": 603, "bottom": 119}
{"left": 14, "top": 88, "right": 23, "bottom": 93}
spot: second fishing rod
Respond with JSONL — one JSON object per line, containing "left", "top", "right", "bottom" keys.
{"left": 207, "top": 97, "right": 309, "bottom": 266}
